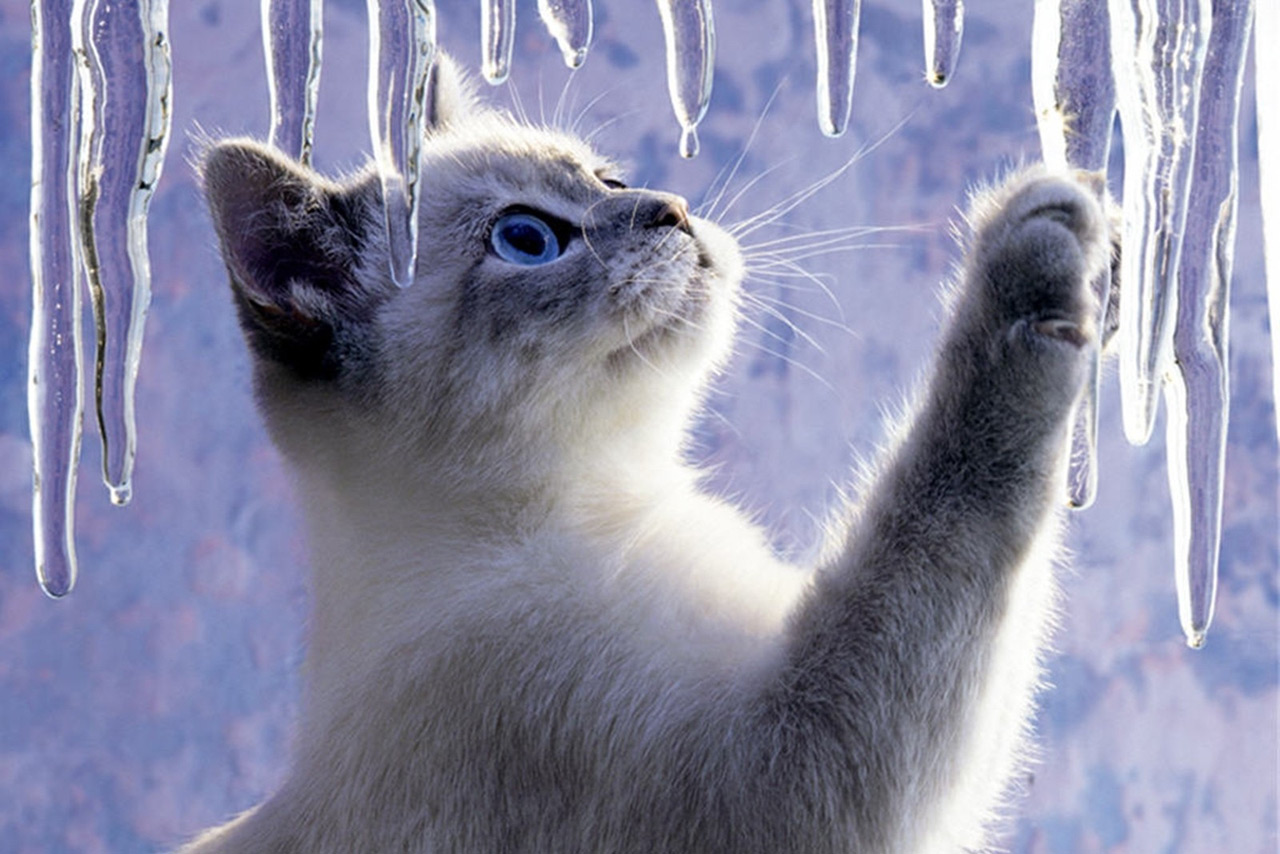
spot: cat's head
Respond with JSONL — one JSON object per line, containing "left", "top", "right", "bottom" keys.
{"left": 201, "top": 56, "right": 742, "bottom": 482}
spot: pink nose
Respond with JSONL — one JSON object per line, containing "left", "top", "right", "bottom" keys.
{"left": 648, "top": 195, "right": 692, "bottom": 233}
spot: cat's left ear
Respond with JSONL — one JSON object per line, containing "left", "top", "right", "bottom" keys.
{"left": 200, "top": 139, "right": 385, "bottom": 378}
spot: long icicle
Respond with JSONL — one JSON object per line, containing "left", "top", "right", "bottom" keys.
{"left": 1258, "top": 0, "right": 1279, "bottom": 447}
{"left": 1164, "top": 0, "right": 1255, "bottom": 648}
{"left": 812, "top": 0, "right": 861, "bottom": 138}
{"left": 656, "top": 0, "right": 716, "bottom": 157}
{"left": 1031, "top": 0, "right": 1115, "bottom": 510}
{"left": 366, "top": 0, "right": 437, "bottom": 288}
{"left": 263, "top": 0, "right": 323, "bottom": 165}
{"left": 1109, "top": 0, "right": 1211, "bottom": 445}
{"left": 29, "top": 0, "right": 84, "bottom": 597}
{"left": 75, "top": 0, "right": 172, "bottom": 509}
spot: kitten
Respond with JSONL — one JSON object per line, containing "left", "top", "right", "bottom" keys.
{"left": 185, "top": 56, "right": 1112, "bottom": 853}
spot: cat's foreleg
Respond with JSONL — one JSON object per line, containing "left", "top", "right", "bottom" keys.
{"left": 754, "top": 170, "right": 1112, "bottom": 853}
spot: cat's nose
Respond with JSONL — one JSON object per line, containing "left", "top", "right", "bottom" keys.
{"left": 645, "top": 194, "right": 692, "bottom": 234}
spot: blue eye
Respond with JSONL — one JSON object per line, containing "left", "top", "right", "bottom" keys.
{"left": 490, "top": 212, "right": 562, "bottom": 266}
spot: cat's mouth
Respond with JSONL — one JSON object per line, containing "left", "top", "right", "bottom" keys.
{"left": 604, "top": 220, "right": 741, "bottom": 367}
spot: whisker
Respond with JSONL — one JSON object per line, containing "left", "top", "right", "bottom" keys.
{"left": 737, "top": 293, "right": 827, "bottom": 354}
{"left": 727, "top": 110, "right": 917, "bottom": 242}
{"left": 698, "top": 81, "right": 787, "bottom": 223}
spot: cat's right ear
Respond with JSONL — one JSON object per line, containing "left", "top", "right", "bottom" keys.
{"left": 200, "top": 139, "right": 383, "bottom": 379}
{"left": 424, "top": 52, "right": 476, "bottom": 130}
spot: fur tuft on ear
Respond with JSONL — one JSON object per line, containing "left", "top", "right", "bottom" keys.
{"left": 424, "top": 52, "right": 477, "bottom": 131}
{"left": 200, "top": 140, "right": 383, "bottom": 379}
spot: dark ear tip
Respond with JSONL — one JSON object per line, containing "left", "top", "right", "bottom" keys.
{"left": 200, "top": 138, "right": 297, "bottom": 196}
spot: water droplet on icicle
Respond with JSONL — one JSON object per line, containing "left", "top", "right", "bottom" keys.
{"left": 1110, "top": 0, "right": 1211, "bottom": 446}
{"left": 482, "top": 0, "right": 515, "bottom": 84}
{"left": 30, "top": 0, "right": 85, "bottom": 598}
{"left": 1163, "top": 0, "right": 1255, "bottom": 650}
{"left": 537, "top": 0, "right": 592, "bottom": 70}
{"left": 812, "top": 0, "right": 861, "bottom": 138}
{"left": 922, "top": 0, "right": 964, "bottom": 88}
{"left": 262, "top": 0, "right": 323, "bottom": 165}
{"left": 1030, "top": 0, "right": 1115, "bottom": 509}
{"left": 656, "top": 0, "right": 715, "bottom": 157}
{"left": 74, "top": 0, "right": 173, "bottom": 508}
{"left": 678, "top": 126, "right": 699, "bottom": 159}
{"left": 366, "top": 0, "right": 437, "bottom": 288}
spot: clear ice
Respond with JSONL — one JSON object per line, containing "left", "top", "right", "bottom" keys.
{"left": 366, "top": 0, "right": 437, "bottom": 288}
{"left": 263, "top": 0, "right": 323, "bottom": 165}
{"left": 1031, "top": 0, "right": 1115, "bottom": 509}
{"left": 1163, "top": 0, "right": 1255, "bottom": 649}
{"left": 923, "top": 0, "right": 964, "bottom": 88}
{"left": 1109, "top": 0, "right": 1211, "bottom": 445}
{"left": 29, "top": 0, "right": 84, "bottom": 598}
{"left": 481, "top": 0, "right": 515, "bottom": 84}
{"left": 1259, "top": 0, "right": 1280, "bottom": 448}
{"left": 73, "top": 0, "right": 172, "bottom": 509}
{"left": 537, "top": 0, "right": 592, "bottom": 69}
{"left": 656, "top": 0, "right": 716, "bottom": 157}
{"left": 812, "top": 0, "right": 861, "bottom": 138}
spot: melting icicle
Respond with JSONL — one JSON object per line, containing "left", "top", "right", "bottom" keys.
{"left": 537, "top": 0, "right": 592, "bottom": 70}
{"left": 922, "top": 0, "right": 964, "bottom": 88}
{"left": 481, "top": 0, "right": 515, "bottom": 84}
{"left": 1163, "top": 0, "right": 1255, "bottom": 649}
{"left": 73, "top": 0, "right": 173, "bottom": 509}
{"left": 1109, "top": 0, "right": 1211, "bottom": 445}
{"left": 1259, "top": 0, "right": 1280, "bottom": 447}
{"left": 655, "top": 0, "right": 715, "bottom": 158}
{"left": 29, "top": 0, "right": 84, "bottom": 597}
{"left": 262, "top": 0, "right": 323, "bottom": 165}
{"left": 812, "top": 0, "right": 861, "bottom": 138}
{"left": 366, "top": 0, "right": 437, "bottom": 288}
{"left": 1031, "top": 0, "right": 1115, "bottom": 509}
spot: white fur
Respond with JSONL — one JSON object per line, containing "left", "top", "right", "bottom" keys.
{"left": 188, "top": 60, "right": 1111, "bottom": 853}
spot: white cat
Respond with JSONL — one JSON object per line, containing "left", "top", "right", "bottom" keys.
{"left": 184, "top": 57, "right": 1113, "bottom": 853}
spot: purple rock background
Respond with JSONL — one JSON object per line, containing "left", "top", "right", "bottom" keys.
{"left": 0, "top": 1, "right": 1275, "bottom": 852}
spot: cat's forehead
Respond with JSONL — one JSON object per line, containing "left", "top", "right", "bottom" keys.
{"left": 425, "top": 115, "right": 617, "bottom": 205}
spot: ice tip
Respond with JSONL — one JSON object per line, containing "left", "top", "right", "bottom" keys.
{"left": 108, "top": 482, "right": 132, "bottom": 507}
{"left": 678, "top": 127, "right": 699, "bottom": 159}
{"left": 562, "top": 47, "right": 589, "bottom": 69}
{"left": 926, "top": 70, "right": 949, "bottom": 89}
{"left": 37, "top": 567, "right": 74, "bottom": 599}
{"left": 1185, "top": 629, "right": 1208, "bottom": 650}
{"left": 818, "top": 116, "right": 847, "bottom": 139}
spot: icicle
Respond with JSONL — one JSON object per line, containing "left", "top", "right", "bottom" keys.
{"left": 537, "top": 0, "right": 592, "bottom": 70}
{"left": 262, "top": 0, "right": 323, "bottom": 165}
{"left": 1258, "top": 0, "right": 1280, "bottom": 447}
{"left": 812, "top": 0, "right": 861, "bottom": 138}
{"left": 481, "top": 0, "right": 515, "bottom": 84}
{"left": 1031, "top": 0, "right": 1115, "bottom": 509}
{"left": 29, "top": 0, "right": 84, "bottom": 597}
{"left": 73, "top": 0, "right": 172, "bottom": 509}
{"left": 1163, "top": 0, "right": 1254, "bottom": 649}
{"left": 923, "top": 0, "right": 964, "bottom": 88}
{"left": 655, "top": 0, "right": 716, "bottom": 158}
{"left": 1109, "top": 0, "right": 1211, "bottom": 445}
{"left": 366, "top": 0, "right": 437, "bottom": 288}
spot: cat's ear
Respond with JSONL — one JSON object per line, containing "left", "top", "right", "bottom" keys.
{"left": 200, "top": 139, "right": 384, "bottom": 379}
{"left": 424, "top": 52, "right": 476, "bottom": 130}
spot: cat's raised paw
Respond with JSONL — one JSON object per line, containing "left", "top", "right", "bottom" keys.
{"left": 969, "top": 170, "right": 1110, "bottom": 344}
